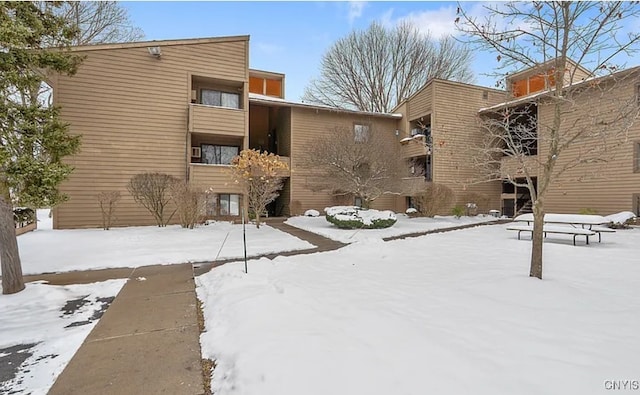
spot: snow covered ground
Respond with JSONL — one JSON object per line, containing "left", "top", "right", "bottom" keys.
{"left": 197, "top": 224, "right": 640, "bottom": 395}
{"left": 18, "top": 210, "right": 313, "bottom": 275}
{"left": 0, "top": 279, "right": 126, "bottom": 394}
{"left": 285, "top": 213, "right": 497, "bottom": 243}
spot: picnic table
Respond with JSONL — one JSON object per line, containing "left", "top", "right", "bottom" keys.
{"left": 507, "top": 213, "right": 615, "bottom": 245}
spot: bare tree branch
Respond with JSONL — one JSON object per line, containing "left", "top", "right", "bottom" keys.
{"left": 304, "top": 21, "right": 474, "bottom": 112}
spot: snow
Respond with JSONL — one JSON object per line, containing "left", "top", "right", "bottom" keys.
{"left": 197, "top": 224, "right": 640, "bottom": 395}
{"left": 303, "top": 209, "right": 320, "bottom": 217}
{"left": 515, "top": 213, "right": 607, "bottom": 224}
{"left": 324, "top": 206, "right": 396, "bottom": 226}
{"left": 286, "top": 214, "right": 496, "bottom": 243}
{"left": 18, "top": 210, "right": 314, "bottom": 275}
{"left": 0, "top": 279, "right": 126, "bottom": 394}
{"left": 605, "top": 211, "right": 636, "bottom": 225}
{"left": 405, "top": 207, "right": 418, "bottom": 214}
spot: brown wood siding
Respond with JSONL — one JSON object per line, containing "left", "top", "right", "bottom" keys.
{"left": 539, "top": 80, "right": 640, "bottom": 215}
{"left": 189, "top": 164, "right": 243, "bottom": 194}
{"left": 53, "top": 39, "right": 248, "bottom": 229}
{"left": 289, "top": 107, "right": 400, "bottom": 214}
{"left": 430, "top": 81, "right": 505, "bottom": 213}
{"left": 401, "top": 141, "right": 427, "bottom": 158}
{"left": 408, "top": 82, "right": 433, "bottom": 120}
{"left": 189, "top": 104, "right": 245, "bottom": 136}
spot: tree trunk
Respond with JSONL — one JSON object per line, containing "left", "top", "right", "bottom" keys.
{"left": 0, "top": 180, "right": 25, "bottom": 294}
{"left": 530, "top": 199, "right": 544, "bottom": 279}
{"left": 255, "top": 210, "right": 261, "bottom": 229}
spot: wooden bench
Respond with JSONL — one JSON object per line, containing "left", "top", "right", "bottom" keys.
{"left": 506, "top": 224, "right": 596, "bottom": 246}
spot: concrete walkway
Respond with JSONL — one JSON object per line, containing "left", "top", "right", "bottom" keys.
{"left": 47, "top": 264, "right": 203, "bottom": 395}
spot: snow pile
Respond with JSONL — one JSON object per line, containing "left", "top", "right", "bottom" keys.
{"left": 197, "top": 225, "right": 640, "bottom": 395}
{"left": 304, "top": 209, "right": 320, "bottom": 217}
{"left": 605, "top": 211, "right": 636, "bottom": 225}
{"left": 324, "top": 206, "right": 397, "bottom": 229}
{"left": 0, "top": 279, "right": 126, "bottom": 394}
{"left": 405, "top": 208, "right": 418, "bottom": 214}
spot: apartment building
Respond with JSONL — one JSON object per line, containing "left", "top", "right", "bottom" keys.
{"left": 49, "top": 36, "right": 640, "bottom": 229}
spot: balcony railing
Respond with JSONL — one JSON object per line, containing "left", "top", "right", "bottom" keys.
{"left": 189, "top": 156, "right": 291, "bottom": 191}
{"left": 500, "top": 155, "right": 539, "bottom": 178}
{"left": 188, "top": 103, "right": 245, "bottom": 136}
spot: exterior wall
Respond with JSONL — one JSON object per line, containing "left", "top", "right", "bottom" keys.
{"left": 53, "top": 38, "right": 248, "bottom": 229}
{"left": 289, "top": 107, "right": 400, "bottom": 215}
{"left": 539, "top": 78, "right": 640, "bottom": 215}
{"left": 429, "top": 81, "right": 506, "bottom": 214}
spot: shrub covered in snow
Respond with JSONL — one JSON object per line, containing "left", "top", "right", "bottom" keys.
{"left": 405, "top": 207, "right": 418, "bottom": 214}
{"left": 324, "top": 206, "right": 397, "bottom": 229}
{"left": 605, "top": 211, "right": 637, "bottom": 229}
{"left": 304, "top": 209, "right": 320, "bottom": 217}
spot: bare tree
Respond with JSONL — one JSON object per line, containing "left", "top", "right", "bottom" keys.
{"left": 303, "top": 125, "right": 409, "bottom": 207}
{"left": 229, "top": 150, "right": 289, "bottom": 229}
{"left": 457, "top": 1, "right": 640, "bottom": 279}
{"left": 38, "top": 1, "right": 144, "bottom": 46}
{"left": 97, "top": 191, "right": 121, "bottom": 230}
{"left": 304, "top": 21, "right": 474, "bottom": 113}
{"left": 127, "top": 173, "right": 178, "bottom": 227}
{"left": 170, "top": 181, "right": 208, "bottom": 229}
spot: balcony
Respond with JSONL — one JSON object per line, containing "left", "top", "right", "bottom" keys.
{"left": 188, "top": 103, "right": 245, "bottom": 136}
{"left": 401, "top": 177, "right": 429, "bottom": 195}
{"left": 189, "top": 164, "right": 243, "bottom": 193}
{"left": 189, "top": 156, "right": 291, "bottom": 191}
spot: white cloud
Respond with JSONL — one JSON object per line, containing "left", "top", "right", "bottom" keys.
{"left": 255, "top": 42, "right": 284, "bottom": 55}
{"left": 397, "top": 6, "right": 459, "bottom": 39}
{"left": 348, "top": 1, "right": 366, "bottom": 24}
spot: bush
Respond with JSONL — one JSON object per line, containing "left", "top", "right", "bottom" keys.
{"left": 13, "top": 207, "right": 35, "bottom": 226}
{"left": 461, "top": 192, "right": 490, "bottom": 214}
{"left": 414, "top": 184, "right": 455, "bottom": 217}
{"left": 304, "top": 209, "right": 320, "bottom": 217}
{"left": 579, "top": 208, "right": 598, "bottom": 215}
{"left": 170, "top": 182, "right": 208, "bottom": 229}
{"left": 96, "top": 191, "right": 121, "bottom": 230}
{"left": 127, "top": 172, "right": 178, "bottom": 227}
{"left": 324, "top": 206, "right": 397, "bottom": 229}
{"left": 451, "top": 205, "right": 465, "bottom": 218}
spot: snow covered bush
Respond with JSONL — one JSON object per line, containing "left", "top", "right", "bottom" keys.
{"left": 304, "top": 209, "right": 320, "bottom": 217}
{"left": 324, "top": 206, "right": 397, "bottom": 229}
{"left": 605, "top": 211, "right": 637, "bottom": 229}
{"left": 405, "top": 207, "right": 418, "bottom": 214}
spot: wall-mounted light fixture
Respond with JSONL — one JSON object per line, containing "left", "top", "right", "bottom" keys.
{"left": 147, "top": 46, "right": 162, "bottom": 58}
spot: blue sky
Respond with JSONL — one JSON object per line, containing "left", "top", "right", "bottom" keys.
{"left": 122, "top": 1, "right": 501, "bottom": 101}
{"left": 121, "top": 1, "right": 638, "bottom": 102}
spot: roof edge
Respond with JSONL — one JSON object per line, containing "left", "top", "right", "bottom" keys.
{"left": 68, "top": 35, "right": 250, "bottom": 52}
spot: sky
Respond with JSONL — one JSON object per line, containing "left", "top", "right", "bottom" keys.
{"left": 122, "top": 1, "right": 499, "bottom": 101}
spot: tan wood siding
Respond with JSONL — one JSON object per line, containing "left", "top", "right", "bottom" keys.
{"left": 401, "top": 140, "right": 427, "bottom": 158}
{"left": 408, "top": 82, "right": 433, "bottom": 120}
{"left": 53, "top": 39, "right": 248, "bottom": 229}
{"left": 290, "top": 107, "right": 400, "bottom": 214}
{"left": 430, "top": 81, "right": 505, "bottom": 213}
{"left": 189, "top": 104, "right": 245, "bottom": 136}
{"left": 189, "top": 164, "right": 243, "bottom": 193}
{"left": 539, "top": 80, "right": 640, "bottom": 215}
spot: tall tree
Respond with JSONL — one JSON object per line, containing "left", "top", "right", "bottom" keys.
{"left": 303, "top": 21, "right": 474, "bottom": 113}
{"left": 302, "top": 125, "right": 409, "bottom": 207}
{"left": 1, "top": 1, "right": 83, "bottom": 294}
{"left": 457, "top": 1, "right": 640, "bottom": 279}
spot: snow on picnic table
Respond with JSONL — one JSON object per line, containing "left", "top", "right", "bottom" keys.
{"left": 286, "top": 213, "right": 497, "bottom": 243}
{"left": 0, "top": 279, "right": 126, "bottom": 394}
{"left": 18, "top": 210, "right": 313, "bottom": 275}
{"left": 197, "top": 224, "right": 640, "bottom": 395}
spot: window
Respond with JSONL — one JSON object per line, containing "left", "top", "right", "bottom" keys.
{"left": 354, "top": 124, "right": 370, "bottom": 142}
{"left": 219, "top": 194, "right": 240, "bottom": 216}
{"left": 201, "top": 89, "right": 240, "bottom": 109}
{"left": 425, "top": 154, "right": 432, "bottom": 181}
{"left": 634, "top": 142, "right": 640, "bottom": 173}
{"left": 201, "top": 145, "right": 239, "bottom": 165}
{"left": 354, "top": 196, "right": 363, "bottom": 208}
{"left": 482, "top": 91, "right": 489, "bottom": 100}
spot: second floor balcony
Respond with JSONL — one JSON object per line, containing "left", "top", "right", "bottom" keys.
{"left": 188, "top": 103, "right": 246, "bottom": 137}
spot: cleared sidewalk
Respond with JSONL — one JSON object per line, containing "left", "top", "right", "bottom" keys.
{"left": 47, "top": 263, "right": 203, "bottom": 395}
